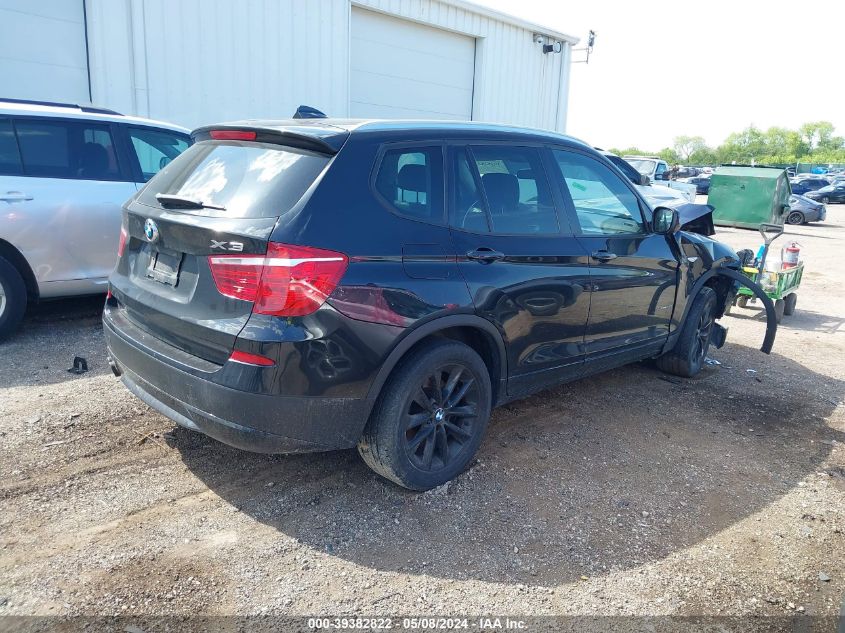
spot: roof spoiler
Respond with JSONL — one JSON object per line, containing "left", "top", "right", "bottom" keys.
{"left": 191, "top": 124, "right": 343, "bottom": 155}
{"left": 292, "top": 105, "right": 327, "bottom": 119}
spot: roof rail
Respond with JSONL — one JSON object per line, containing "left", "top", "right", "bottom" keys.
{"left": 0, "top": 97, "right": 122, "bottom": 116}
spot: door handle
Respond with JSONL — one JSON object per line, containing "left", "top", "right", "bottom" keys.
{"left": 591, "top": 250, "right": 618, "bottom": 262}
{"left": 0, "top": 191, "right": 33, "bottom": 203}
{"left": 466, "top": 248, "right": 505, "bottom": 264}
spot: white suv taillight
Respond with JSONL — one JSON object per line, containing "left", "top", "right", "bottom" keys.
{"left": 208, "top": 242, "right": 348, "bottom": 317}
{"left": 117, "top": 225, "right": 128, "bottom": 257}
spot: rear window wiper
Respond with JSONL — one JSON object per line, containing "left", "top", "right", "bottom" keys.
{"left": 155, "top": 193, "right": 226, "bottom": 211}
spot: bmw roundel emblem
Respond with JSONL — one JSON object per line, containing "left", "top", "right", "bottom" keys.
{"left": 144, "top": 218, "right": 160, "bottom": 243}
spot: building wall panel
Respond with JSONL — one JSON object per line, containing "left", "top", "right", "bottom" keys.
{"left": 0, "top": 0, "right": 89, "bottom": 104}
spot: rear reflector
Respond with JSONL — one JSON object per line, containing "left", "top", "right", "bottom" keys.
{"left": 208, "top": 242, "right": 348, "bottom": 317}
{"left": 228, "top": 350, "right": 275, "bottom": 366}
{"left": 209, "top": 129, "right": 257, "bottom": 141}
{"left": 117, "top": 225, "right": 128, "bottom": 257}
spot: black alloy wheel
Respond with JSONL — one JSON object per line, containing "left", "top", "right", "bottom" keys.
{"left": 693, "top": 306, "right": 715, "bottom": 364}
{"left": 402, "top": 364, "right": 480, "bottom": 472}
{"left": 357, "top": 340, "right": 492, "bottom": 490}
{"left": 786, "top": 211, "right": 805, "bottom": 225}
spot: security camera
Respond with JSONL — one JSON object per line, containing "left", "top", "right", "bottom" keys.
{"left": 533, "top": 33, "right": 544, "bottom": 45}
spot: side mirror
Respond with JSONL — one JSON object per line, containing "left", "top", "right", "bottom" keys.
{"left": 661, "top": 172, "right": 671, "bottom": 181}
{"left": 652, "top": 206, "right": 680, "bottom": 235}
{"left": 639, "top": 174, "right": 651, "bottom": 186}
{"left": 159, "top": 156, "right": 171, "bottom": 169}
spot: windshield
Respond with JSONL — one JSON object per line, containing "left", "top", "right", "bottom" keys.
{"left": 625, "top": 159, "right": 656, "bottom": 176}
{"left": 137, "top": 140, "right": 329, "bottom": 218}
{"left": 605, "top": 155, "right": 642, "bottom": 185}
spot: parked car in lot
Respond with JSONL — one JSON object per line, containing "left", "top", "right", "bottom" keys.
{"left": 0, "top": 99, "right": 191, "bottom": 339}
{"left": 685, "top": 176, "right": 711, "bottom": 195}
{"left": 674, "top": 166, "right": 698, "bottom": 179}
{"left": 104, "top": 119, "right": 775, "bottom": 490}
{"left": 787, "top": 194, "right": 826, "bottom": 224}
{"left": 622, "top": 156, "right": 697, "bottom": 202}
{"left": 805, "top": 183, "right": 845, "bottom": 204}
{"left": 601, "top": 151, "right": 691, "bottom": 206}
{"left": 790, "top": 177, "right": 830, "bottom": 195}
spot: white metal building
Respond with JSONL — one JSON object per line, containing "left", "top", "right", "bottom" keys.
{"left": 1, "top": 0, "right": 577, "bottom": 132}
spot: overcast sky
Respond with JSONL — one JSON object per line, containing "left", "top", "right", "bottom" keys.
{"left": 474, "top": 0, "right": 845, "bottom": 151}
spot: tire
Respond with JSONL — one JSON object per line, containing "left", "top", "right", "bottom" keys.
{"left": 0, "top": 256, "right": 27, "bottom": 342}
{"left": 784, "top": 293, "right": 797, "bottom": 316}
{"left": 786, "top": 211, "right": 805, "bottom": 225}
{"left": 357, "top": 340, "right": 492, "bottom": 491}
{"left": 737, "top": 295, "right": 749, "bottom": 309}
{"left": 656, "top": 287, "right": 717, "bottom": 378}
{"left": 774, "top": 298, "right": 785, "bottom": 323}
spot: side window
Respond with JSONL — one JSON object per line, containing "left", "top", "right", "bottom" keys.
{"left": 14, "top": 119, "right": 121, "bottom": 180}
{"left": 374, "top": 146, "right": 443, "bottom": 223}
{"left": 0, "top": 119, "right": 22, "bottom": 175}
{"left": 552, "top": 150, "right": 646, "bottom": 236}
{"left": 655, "top": 162, "right": 667, "bottom": 181}
{"left": 128, "top": 127, "right": 190, "bottom": 182}
{"left": 462, "top": 145, "right": 559, "bottom": 235}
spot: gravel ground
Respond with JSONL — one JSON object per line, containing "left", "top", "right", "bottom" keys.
{"left": 0, "top": 208, "right": 843, "bottom": 629}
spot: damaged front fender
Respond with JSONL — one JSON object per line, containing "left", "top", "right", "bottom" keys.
{"left": 713, "top": 267, "right": 777, "bottom": 354}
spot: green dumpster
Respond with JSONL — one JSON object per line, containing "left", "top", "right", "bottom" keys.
{"left": 708, "top": 166, "right": 790, "bottom": 229}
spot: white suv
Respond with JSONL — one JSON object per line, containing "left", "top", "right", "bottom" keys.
{"left": 0, "top": 99, "right": 190, "bottom": 339}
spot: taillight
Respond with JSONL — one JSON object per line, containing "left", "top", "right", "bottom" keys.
{"left": 117, "top": 225, "right": 128, "bottom": 257}
{"left": 210, "top": 129, "right": 257, "bottom": 141}
{"left": 208, "top": 243, "right": 348, "bottom": 317}
{"left": 228, "top": 350, "right": 275, "bottom": 366}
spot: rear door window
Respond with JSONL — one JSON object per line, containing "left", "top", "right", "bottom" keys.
{"left": 138, "top": 140, "right": 330, "bottom": 218}
{"left": 14, "top": 119, "right": 122, "bottom": 180}
{"left": 456, "top": 145, "right": 559, "bottom": 235}
{"left": 374, "top": 146, "right": 444, "bottom": 223}
{"left": 128, "top": 127, "right": 190, "bottom": 182}
{"left": 0, "top": 119, "right": 22, "bottom": 175}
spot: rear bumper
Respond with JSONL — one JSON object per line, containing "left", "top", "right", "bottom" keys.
{"left": 104, "top": 315, "right": 373, "bottom": 454}
{"left": 808, "top": 206, "right": 826, "bottom": 222}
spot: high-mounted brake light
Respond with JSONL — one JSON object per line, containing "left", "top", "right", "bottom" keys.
{"left": 208, "top": 242, "right": 348, "bottom": 317}
{"left": 209, "top": 129, "right": 257, "bottom": 141}
{"left": 228, "top": 350, "right": 275, "bottom": 366}
{"left": 117, "top": 225, "right": 128, "bottom": 257}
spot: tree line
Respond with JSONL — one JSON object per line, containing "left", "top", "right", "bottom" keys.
{"left": 610, "top": 121, "right": 845, "bottom": 166}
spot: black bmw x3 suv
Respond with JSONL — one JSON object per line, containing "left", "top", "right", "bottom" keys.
{"left": 104, "top": 119, "right": 766, "bottom": 490}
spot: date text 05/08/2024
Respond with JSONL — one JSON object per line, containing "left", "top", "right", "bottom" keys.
{"left": 308, "top": 617, "right": 528, "bottom": 630}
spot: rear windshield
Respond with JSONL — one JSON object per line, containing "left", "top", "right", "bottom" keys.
{"left": 626, "top": 159, "right": 656, "bottom": 176}
{"left": 137, "top": 140, "right": 330, "bottom": 218}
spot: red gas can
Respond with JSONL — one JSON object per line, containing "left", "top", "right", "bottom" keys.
{"left": 782, "top": 241, "right": 801, "bottom": 269}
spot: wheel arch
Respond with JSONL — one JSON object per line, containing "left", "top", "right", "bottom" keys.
{"left": 365, "top": 315, "right": 508, "bottom": 408}
{"left": 666, "top": 266, "right": 777, "bottom": 355}
{"left": 0, "top": 239, "right": 39, "bottom": 301}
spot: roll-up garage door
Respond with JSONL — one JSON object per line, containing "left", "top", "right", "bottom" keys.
{"left": 351, "top": 7, "right": 475, "bottom": 120}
